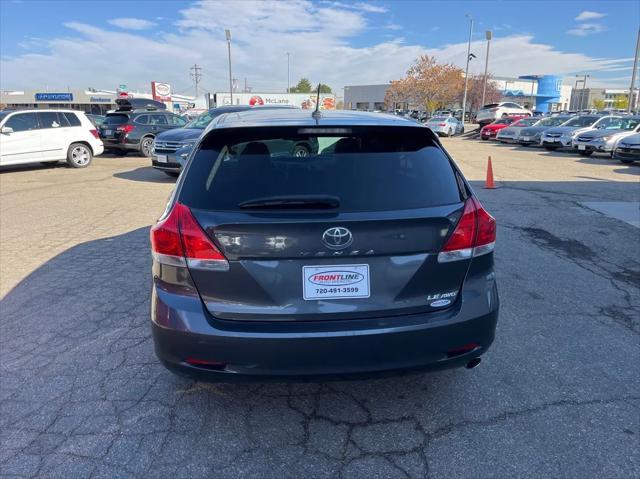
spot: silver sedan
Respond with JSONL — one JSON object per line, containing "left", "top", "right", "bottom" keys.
{"left": 425, "top": 116, "right": 464, "bottom": 137}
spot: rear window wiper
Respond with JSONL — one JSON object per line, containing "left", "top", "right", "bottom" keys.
{"left": 238, "top": 195, "right": 340, "bottom": 209}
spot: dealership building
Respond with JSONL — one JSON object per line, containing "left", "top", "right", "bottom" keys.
{"left": 569, "top": 88, "right": 639, "bottom": 111}
{"left": 0, "top": 88, "right": 196, "bottom": 114}
{"left": 344, "top": 75, "right": 573, "bottom": 113}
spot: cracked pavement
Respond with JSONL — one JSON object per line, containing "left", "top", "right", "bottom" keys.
{"left": 1, "top": 143, "right": 639, "bottom": 478}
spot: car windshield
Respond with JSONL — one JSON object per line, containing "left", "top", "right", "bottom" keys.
{"left": 594, "top": 117, "right": 624, "bottom": 129}
{"left": 493, "top": 119, "right": 511, "bottom": 125}
{"left": 539, "top": 116, "right": 571, "bottom": 127}
{"left": 103, "top": 114, "right": 129, "bottom": 126}
{"left": 622, "top": 117, "right": 640, "bottom": 130}
{"left": 563, "top": 116, "right": 599, "bottom": 127}
{"left": 180, "top": 126, "right": 462, "bottom": 212}
{"left": 185, "top": 111, "right": 216, "bottom": 129}
{"left": 0, "top": 112, "right": 9, "bottom": 123}
{"left": 513, "top": 118, "right": 539, "bottom": 127}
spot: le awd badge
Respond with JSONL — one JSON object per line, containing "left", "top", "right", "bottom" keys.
{"left": 427, "top": 291, "right": 457, "bottom": 307}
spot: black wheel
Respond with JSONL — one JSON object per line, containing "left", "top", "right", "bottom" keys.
{"left": 164, "top": 171, "right": 180, "bottom": 178}
{"left": 544, "top": 146, "right": 558, "bottom": 151}
{"left": 66, "top": 143, "right": 92, "bottom": 168}
{"left": 140, "top": 137, "right": 154, "bottom": 157}
{"left": 501, "top": 113, "right": 508, "bottom": 118}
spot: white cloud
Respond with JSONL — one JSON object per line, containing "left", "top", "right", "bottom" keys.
{"left": 0, "top": 1, "right": 631, "bottom": 93}
{"left": 385, "top": 23, "right": 402, "bottom": 30}
{"left": 354, "top": 2, "right": 387, "bottom": 13}
{"left": 107, "top": 17, "right": 156, "bottom": 30}
{"left": 567, "top": 23, "right": 605, "bottom": 36}
{"left": 575, "top": 11, "right": 607, "bottom": 21}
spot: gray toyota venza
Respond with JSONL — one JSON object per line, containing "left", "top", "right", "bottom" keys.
{"left": 150, "top": 109, "right": 499, "bottom": 380}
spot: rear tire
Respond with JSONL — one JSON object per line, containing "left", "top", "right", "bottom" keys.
{"left": 578, "top": 150, "right": 593, "bottom": 157}
{"left": 66, "top": 143, "right": 92, "bottom": 168}
{"left": 140, "top": 137, "right": 154, "bottom": 157}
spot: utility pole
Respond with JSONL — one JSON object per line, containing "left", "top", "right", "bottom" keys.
{"left": 481, "top": 30, "right": 492, "bottom": 108}
{"left": 286, "top": 52, "right": 290, "bottom": 93}
{"left": 628, "top": 26, "right": 640, "bottom": 113}
{"left": 190, "top": 64, "right": 202, "bottom": 98}
{"left": 225, "top": 29, "right": 233, "bottom": 105}
{"left": 461, "top": 14, "right": 473, "bottom": 125}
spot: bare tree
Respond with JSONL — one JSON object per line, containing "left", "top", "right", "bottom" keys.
{"left": 465, "top": 74, "right": 502, "bottom": 113}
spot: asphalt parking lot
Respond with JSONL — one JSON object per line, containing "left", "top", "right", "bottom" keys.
{"left": 1, "top": 140, "right": 639, "bottom": 478}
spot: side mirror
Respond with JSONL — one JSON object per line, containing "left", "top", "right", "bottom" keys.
{"left": 1, "top": 126, "right": 14, "bottom": 134}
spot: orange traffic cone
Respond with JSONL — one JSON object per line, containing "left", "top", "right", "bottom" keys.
{"left": 484, "top": 156, "right": 496, "bottom": 189}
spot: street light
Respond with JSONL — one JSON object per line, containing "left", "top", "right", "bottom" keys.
{"left": 628, "top": 26, "right": 639, "bottom": 113}
{"left": 461, "top": 14, "right": 474, "bottom": 125}
{"left": 481, "top": 30, "right": 492, "bottom": 108}
{"left": 286, "top": 52, "right": 290, "bottom": 93}
{"left": 225, "top": 29, "right": 233, "bottom": 105}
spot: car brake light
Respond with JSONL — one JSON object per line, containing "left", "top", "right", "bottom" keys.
{"left": 89, "top": 129, "right": 99, "bottom": 139}
{"left": 150, "top": 203, "right": 229, "bottom": 271}
{"left": 438, "top": 123, "right": 446, "bottom": 126}
{"left": 117, "top": 124, "right": 135, "bottom": 134}
{"left": 438, "top": 197, "right": 496, "bottom": 263}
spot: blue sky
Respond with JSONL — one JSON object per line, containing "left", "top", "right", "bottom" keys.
{"left": 1, "top": 0, "right": 637, "bottom": 95}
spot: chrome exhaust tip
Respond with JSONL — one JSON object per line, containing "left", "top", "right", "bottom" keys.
{"left": 465, "top": 357, "right": 482, "bottom": 369}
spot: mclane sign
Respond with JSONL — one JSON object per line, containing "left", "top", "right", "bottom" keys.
{"left": 34, "top": 93, "right": 73, "bottom": 102}
{"left": 212, "top": 92, "right": 336, "bottom": 110}
{"left": 151, "top": 82, "right": 172, "bottom": 101}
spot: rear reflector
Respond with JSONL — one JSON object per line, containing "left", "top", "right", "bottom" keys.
{"left": 150, "top": 203, "right": 229, "bottom": 271}
{"left": 89, "top": 129, "right": 99, "bottom": 139}
{"left": 438, "top": 197, "right": 496, "bottom": 263}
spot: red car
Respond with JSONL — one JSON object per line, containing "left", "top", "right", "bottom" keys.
{"left": 480, "top": 116, "right": 526, "bottom": 140}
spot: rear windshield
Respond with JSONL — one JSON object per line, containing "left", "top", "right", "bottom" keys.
{"left": 482, "top": 104, "right": 499, "bottom": 109}
{"left": 513, "top": 118, "right": 539, "bottom": 127}
{"left": 104, "top": 114, "right": 129, "bottom": 126}
{"left": 179, "top": 126, "right": 462, "bottom": 212}
{"left": 539, "top": 116, "right": 571, "bottom": 127}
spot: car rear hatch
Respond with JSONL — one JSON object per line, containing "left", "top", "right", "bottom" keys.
{"left": 169, "top": 125, "right": 493, "bottom": 321}
{"left": 100, "top": 113, "right": 130, "bottom": 142}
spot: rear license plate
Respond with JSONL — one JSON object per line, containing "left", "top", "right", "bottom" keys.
{"left": 522, "top": 136, "right": 530, "bottom": 141}
{"left": 155, "top": 155, "right": 167, "bottom": 163}
{"left": 578, "top": 144, "right": 586, "bottom": 150}
{"left": 303, "top": 264, "right": 370, "bottom": 300}
{"left": 104, "top": 129, "right": 112, "bottom": 136}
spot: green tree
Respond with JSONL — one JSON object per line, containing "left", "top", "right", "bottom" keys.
{"left": 592, "top": 98, "right": 605, "bottom": 111}
{"left": 613, "top": 95, "right": 628, "bottom": 110}
{"left": 316, "top": 83, "right": 332, "bottom": 93}
{"left": 289, "top": 78, "right": 312, "bottom": 93}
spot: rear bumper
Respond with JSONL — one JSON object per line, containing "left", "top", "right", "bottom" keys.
{"left": 151, "top": 268, "right": 499, "bottom": 381}
{"left": 572, "top": 143, "right": 612, "bottom": 153}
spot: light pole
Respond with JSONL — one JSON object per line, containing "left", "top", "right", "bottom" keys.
{"left": 628, "top": 26, "right": 639, "bottom": 113}
{"left": 481, "top": 30, "right": 492, "bottom": 108}
{"left": 286, "top": 52, "right": 290, "bottom": 93}
{"left": 225, "top": 29, "right": 233, "bottom": 105}
{"left": 461, "top": 14, "right": 473, "bottom": 124}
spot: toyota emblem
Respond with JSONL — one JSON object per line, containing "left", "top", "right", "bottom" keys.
{"left": 322, "top": 227, "right": 353, "bottom": 250}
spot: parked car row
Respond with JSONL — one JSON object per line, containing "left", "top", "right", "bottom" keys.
{"left": 479, "top": 113, "right": 640, "bottom": 164}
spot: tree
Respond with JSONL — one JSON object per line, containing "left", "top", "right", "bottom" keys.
{"left": 592, "top": 98, "right": 605, "bottom": 111}
{"left": 465, "top": 74, "right": 502, "bottom": 113}
{"left": 289, "top": 78, "right": 312, "bottom": 93}
{"left": 613, "top": 95, "right": 628, "bottom": 110}
{"left": 316, "top": 83, "right": 332, "bottom": 93}
{"left": 385, "top": 55, "right": 463, "bottom": 113}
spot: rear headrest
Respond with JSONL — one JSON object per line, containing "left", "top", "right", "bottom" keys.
{"left": 242, "top": 142, "right": 270, "bottom": 156}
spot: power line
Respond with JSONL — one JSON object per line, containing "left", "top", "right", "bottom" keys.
{"left": 190, "top": 64, "right": 202, "bottom": 98}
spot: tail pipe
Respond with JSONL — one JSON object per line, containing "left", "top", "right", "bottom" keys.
{"left": 466, "top": 357, "right": 482, "bottom": 369}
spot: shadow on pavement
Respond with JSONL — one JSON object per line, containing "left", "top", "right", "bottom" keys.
{"left": 114, "top": 166, "right": 176, "bottom": 183}
{"left": 1, "top": 181, "right": 639, "bottom": 477}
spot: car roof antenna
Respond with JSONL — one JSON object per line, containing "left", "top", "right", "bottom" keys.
{"left": 312, "top": 83, "right": 322, "bottom": 120}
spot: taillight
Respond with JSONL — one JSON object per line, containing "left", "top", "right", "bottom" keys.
{"left": 438, "top": 197, "right": 496, "bottom": 263}
{"left": 438, "top": 123, "right": 446, "bottom": 126}
{"left": 89, "top": 129, "right": 99, "bottom": 139}
{"left": 150, "top": 203, "right": 229, "bottom": 271}
{"left": 116, "top": 124, "right": 135, "bottom": 134}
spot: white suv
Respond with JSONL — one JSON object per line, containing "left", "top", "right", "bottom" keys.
{"left": 0, "top": 109, "right": 104, "bottom": 168}
{"left": 476, "top": 102, "right": 532, "bottom": 125}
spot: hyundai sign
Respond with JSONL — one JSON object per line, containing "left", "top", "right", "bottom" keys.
{"left": 34, "top": 93, "right": 73, "bottom": 102}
